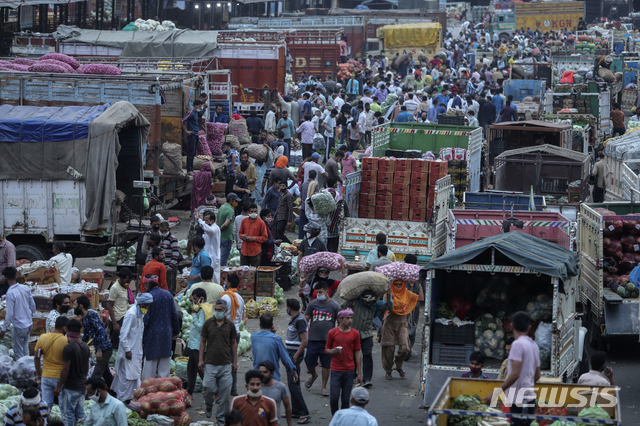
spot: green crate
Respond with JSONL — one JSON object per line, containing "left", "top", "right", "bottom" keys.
{"left": 372, "top": 123, "right": 477, "bottom": 158}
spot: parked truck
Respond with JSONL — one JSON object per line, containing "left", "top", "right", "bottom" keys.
{"left": 371, "top": 22, "right": 443, "bottom": 58}
{"left": 0, "top": 102, "right": 149, "bottom": 261}
{"left": 602, "top": 130, "right": 640, "bottom": 202}
{"left": 423, "top": 231, "right": 585, "bottom": 407}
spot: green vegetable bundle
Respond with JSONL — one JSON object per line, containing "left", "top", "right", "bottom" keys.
{"left": 274, "top": 284, "right": 284, "bottom": 305}
{"left": 475, "top": 314, "right": 505, "bottom": 360}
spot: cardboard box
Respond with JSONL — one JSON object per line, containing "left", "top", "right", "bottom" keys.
{"left": 358, "top": 205, "right": 376, "bottom": 219}
{"left": 410, "top": 208, "right": 426, "bottom": 222}
{"left": 430, "top": 160, "right": 448, "bottom": 179}
{"left": 240, "top": 294, "right": 254, "bottom": 304}
{"left": 395, "top": 159, "right": 411, "bottom": 172}
{"left": 362, "top": 157, "right": 379, "bottom": 171}
{"left": 378, "top": 159, "right": 396, "bottom": 173}
{"left": 238, "top": 282, "right": 255, "bottom": 294}
{"left": 375, "top": 206, "right": 393, "bottom": 220}
{"left": 256, "top": 282, "right": 275, "bottom": 298}
{"left": 70, "top": 288, "right": 100, "bottom": 310}
{"left": 410, "top": 196, "right": 429, "bottom": 210}
{"left": 32, "top": 318, "right": 47, "bottom": 336}
{"left": 361, "top": 170, "right": 378, "bottom": 182}
{"left": 359, "top": 193, "right": 376, "bottom": 206}
{"left": 360, "top": 181, "right": 376, "bottom": 194}
{"left": 411, "top": 172, "right": 430, "bottom": 185}
{"left": 377, "top": 171, "right": 394, "bottom": 184}
{"left": 19, "top": 265, "right": 61, "bottom": 286}
{"left": 81, "top": 270, "right": 105, "bottom": 287}
{"left": 394, "top": 171, "right": 412, "bottom": 184}
{"left": 410, "top": 184, "right": 428, "bottom": 197}
{"left": 256, "top": 266, "right": 280, "bottom": 284}
{"left": 393, "top": 182, "right": 410, "bottom": 194}
{"left": 377, "top": 184, "right": 393, "bottom": 196}
{"left": 237, "top": 267, "right": 256, "bottom": 284}
{"left": 394, "top": 195, "right": 410, "bottom": 206}
{"left": 376, "top": 195, "right": 394, "bottom": 206}
{"left": 412, "top": 159, "right": 430, "bottom": 174}
{"left": 392, "top": 207, "right": 410, "bottom": 221}
{"left": 34, "top": 296, "right": 54, "bottom": 312}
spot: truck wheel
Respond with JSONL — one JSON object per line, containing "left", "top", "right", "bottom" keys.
{"left": 499, "top": 33, "right": 510, "bottom": 44}
{"left": 15, "top": 244, "right": 48, "bottom": 262}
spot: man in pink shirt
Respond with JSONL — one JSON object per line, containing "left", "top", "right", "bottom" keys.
{"left": 485, "top": 311, "right": 540, "bottom": 426}
{"left": 339, "top": 145, "right": 357, "bottom": 178}
{"left": 296, "top": 114, "right": 316, "bottom": 161}
{"left": 340, "top": 36, "right": 348, "bottom": 63}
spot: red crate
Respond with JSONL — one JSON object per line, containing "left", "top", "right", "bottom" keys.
{"left": 362, "top": 170, "right": 378, "bottom": 182}
{"left": 410, "top": 184, "right": 428, "bottom": 197}
{"left": 359, "top": 205, "right": 376, "bottom": 219}
{"left": 395, "top": 159, "right": 411, "bottom": 172}
{"left": 394, "top": 195, "right": 410, "bottom": 206}
{"left": 430, "top": 160, "right": 448, "bottom": 178}
{"left": 393, "top": 182, "right": 410, "bottom": 193}
{"left": 378, "top": 159, "right": 396, "bottom": 173}
{"left": 410, "top": 208, "right": 426, "bottom": 222}
{"left": 376, "top": 194, "right": 394, "bottom": 205}
{"left": 377, "top": 171, "right": 394, "bottom": 184}
{"left": 377, "top": 183, "right": 393, "bottom": 196}
{"left": 376, "top": 206, "right": 393, "bottom": 220}
{"left": 395, "top": 171, "right": 412, "bottom": 184}
{"left": 360, "top": 181, "right": 376, "bottom": 193}
{"left": 362, "top": 157, "right": 379, "bottom": 171}
{"left": 392, "top": 207, "right": 410, "bottom": 221}
{"left": 410, "top": 196, "right": 429, "bottom": 210}
{"left": 411, "top": 172, "right": 430, "bottom": 185}
{"left": 412, "top": 159, "right": 430, "bottom": 174}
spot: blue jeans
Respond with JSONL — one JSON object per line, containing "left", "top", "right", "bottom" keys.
{"left": 330, "top": 370, "right": 355, "bottom": 415}
{"left": 12, "top": 326, "right": 31, "bottom": 360}
{"left": 61, "top": 388, "right": 85, "bottom": 426}
{"left": 186, "top": 133, "right": 198, "bottom": 172}
{"left": 41, "top": 377, "right": 58, "bottom": 411}
{"left": 220, "top": 239, "right": 233, "bottom": 266}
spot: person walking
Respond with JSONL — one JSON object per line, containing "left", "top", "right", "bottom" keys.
{"left": 107, "top": 268, "right": 134, "bottom": 351}
{"left": 303, "top": 280, "right": 341, "bottom": 397}
{"left": 403, "top": 254, "right": 425, "bottom": 362}
{"left": 325, "top": 309, "right": 362, "bottom": 416}
{"left": 34, "top": 316, "right": 69, "bottom": 410}
{"left": 221, "top": 273, "right": 245, "bottom": 396}
{"left": 251, "top": 314, "right": 298, "bottom": 382}
{"left": 46, "top": 293, "right": 71, "bottom": 334}
{"left": 199, "top": 299, "right": 238, "bottom": 423}
{"left": 0, "top": 267, "right": 35, "bottom": 359}
{"left": 273, "top": 182, "right": 294, "bottom": 245}
{"left": 341, "top": 290, "right": 392, "bottom": 388}
{"left": 141, "top": 275, "right": 180, "bottom": 381}
{"left": 591, "top": 155, "right": 607, "bottom": 203}
{"left": 284, "top": 299, "right": 311, "bottom": 424}
{"left": 186, "top": 288, "right": 208, "bottom": 397}
{"left": 195, "top": 210, "right": 221, "bottom": 284}
{"left": 111, "top": 293, "right": 153, "bottom": 403}
{"left": 84, "top": 377, "right": 128, "bottom": 426}
{"left": 328, "top": 388, "right": 378, "bottom": 426}
{"left": 55, "top": 319, "right": 90, "bottom": 426}
{"left": 231, "top": 370, "right": 278, "bottom": 426}
{"left": 74, "top": 295, "right": 114, "bottom": 387}
{"left": 218, "top": 193, "right": 238, "bottom": 267}
{"left": 187, "top": 265, "right": 224, "bottom": 303}
{"left": 239, "top": 204, "right": 269, "bottom": 267}
{"left": 259, "top": 361, "right": 293, "bottom": 426}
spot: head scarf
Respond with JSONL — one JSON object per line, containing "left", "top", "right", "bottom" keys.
{"left": 190, "top": 162, "right": 212, "bottom": 213}
{"left": 275, "top": 156, "right": 289, "bottom": 168}
{"left": 220, "top": 288, "right": 240, "bottom": 320}
{"left": 136, "top": 293, "right": 154, "bottom": 304}
{"left": 390, "top": 280, "right": 419, "bottom": 316}
{"left": 338, "top": 308, "right": 354, "bottom": 318}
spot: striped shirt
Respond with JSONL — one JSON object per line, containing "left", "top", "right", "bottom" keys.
{"left": 285, "top": 313, "right": 308, "bottom": 351}
{"left": 227, "top": 149, "right": 240, "bottom": 176}
{"left": 3, "top": 401, "right": 49, "bottom": 426}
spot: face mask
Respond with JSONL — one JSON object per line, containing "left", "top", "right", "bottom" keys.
{"left": 249, "top": 388, "right": 262, "bottom": 398}
{"left": 139, "top": 307, "right": 148, "bottom": 315}
{"left": 249, "top": 213, "right": 258, "bottom": 220}
{"left": 89, "top": 391, "right": 100, "bottom": 402}
{"left": 470, "top": 366, "right": 482, "bottom": 375}
{"left": 231, "top": 201, "right": 238, "bottom": 208}
{"left": 161, "top": 231, "right": 169, "bottom": 237}
{"left": 306, "top": 233, "right": 312, "bottom": 239}
{"left": 317, "top": 295, "right": 327, "bottom": 301}
{"left": 281, "top": 187, "right": 288, "bottom": 193}
{"left": 264, "top": 217, "right": 273, "bottom": 224}
{"left": 214, "top": 311, "right": 225, "bottom": 320}
{"left": 196, "top": 108, "right": 202, "bottom": 112}
{"left": 287, "top": 309, "right": 291, "bottom": 316}
{"left": 60, "top": 305, "right": 70, "bottom": 314}
{"left": 74, "top": 307, "right": 83, "bottom": 316}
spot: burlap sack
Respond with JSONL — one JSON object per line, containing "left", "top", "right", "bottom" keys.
{"left": 162, "top": 142, "right": 184, "bottom": 176}
{"left": 598, "top": 68, "right": 615, "bottom": 83}
{"left": 224, "top": 135, "right": 241, "bottom": 151}
{"left": 512, "top": 65, "right": 525, "bottom": 79}
{"left": 228, "top": 118, "right": 251, "bottom": 144}
{"left": 194, "top": 157, "right": 211, "bottom": 170}
{"left": 337, "top": 272, "right": 391, "bottom": 301}
{"left": 244, "top": 144, "right": 268, "bottom": 161}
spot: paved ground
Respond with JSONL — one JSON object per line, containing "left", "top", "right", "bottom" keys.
{"left": 75, "top": 208, "right": 640, "bottom": 425}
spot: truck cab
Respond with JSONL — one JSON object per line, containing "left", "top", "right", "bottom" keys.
{"left": 490, "top": 10, "right": 516, "bottom": 42}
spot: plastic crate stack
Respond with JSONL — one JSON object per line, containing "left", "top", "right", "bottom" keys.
{"left": 448, "top": 160, "right": 467, "bottom": 200}
{"left": 359, "top": 158, "right": 447, "bottom": 222}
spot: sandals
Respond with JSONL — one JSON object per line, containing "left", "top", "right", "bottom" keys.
{"left": 398, "top": 369, "right": 407, "bottom": 378}
{"left": 304, "top": 375, "right": 317, "bottom": 389}
{"left": 385, "top": 372, "right": 393, "bottom": 380}
{"left": 298, "top": 416, "right": 311, "bottom": 424}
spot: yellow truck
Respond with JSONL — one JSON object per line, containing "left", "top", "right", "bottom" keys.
{"left": 488, "top": 1, "right": 585, "bottom": 43}
{"left": 369, "top": 22, "right": 443, "bottom": 58}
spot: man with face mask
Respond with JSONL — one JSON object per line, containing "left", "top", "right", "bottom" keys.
{"left": 141, "top": 248, "right": 168, "bottom": 292}
{"left": 200, "top": 299, "right": 238, "bottom": 422}
{"left": 251, "top": 313, "right": 298, "bottom": 384}
{"left": 83, "top": 377, "right": 127, "bottom": 426}
{"left": 141, "top": 274, "right": 180, "bottom": 381}
{"left": 218, "top": 194, "right": 238, "bottom": 267}
{"left": 34, "top": 316, "right": 69, "bottom": 410}
{"left": 231, "top": 370, "right": 278, "bottom": 426}
{"left": 340, "top": 290, "right": 393, "bottom": 388}
{"left": 238, "top": 204, "right": 269, "bottom": 267}
{"left": 107, "top": 268, "right": 134, "bottom": 350}
{"left": 273, "top": 178, "right": 294, "bottom": 244}
{"left": 111, "top": 292, "right": 153, "bottom": 403}
{"left": 46, "top": 292, "right": 70, "bottom": 334}
{"left": 185, "top": 288, "right": 208, "bottom": 396}
{"left": 259, "top": 361, "right": 293, "bottom": 426}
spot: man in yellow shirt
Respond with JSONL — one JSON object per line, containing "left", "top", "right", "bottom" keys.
{"left": 35, "top": 316, "right": 70, "bottom": 409}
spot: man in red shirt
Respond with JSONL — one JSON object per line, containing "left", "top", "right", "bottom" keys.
{"left": 238, "top": 204, "right": 269, "bottom": 267}
{"left": 325, "top": 308, "right": 362, "bottom": 416}
{"left": 231, "top": 370, "right": 278, "bottom": 426}
{"left": 141, "top": 248, "right": 168, "bottom": 292}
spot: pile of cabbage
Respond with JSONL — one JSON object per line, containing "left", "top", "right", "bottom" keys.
{"left": 237, "top": 321, "right": 251, "bottom": 355}
{"left": 228, "top": 247, "right": 241, "bottom": 267}
{"left": 474, "top": 314, "right": 505, "bottom": 360}
{"left": 178, "top": 240, "right": 189, "bottom": 260}
{"left": 274, "top": 284, "right": 284, "bottom": 305}
{"left": 103, "top": 246, "right": 136, "bottom": 266}
{"left": 0, "top": 384, "right": 21, "bottom": 420}
{"left": 180, "top": 310, "right": 192, "bottom": 342}
{"left": 134, "top": 19, "right": 176, "bottom": 31}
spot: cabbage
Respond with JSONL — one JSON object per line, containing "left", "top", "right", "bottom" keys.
{"left": 49, "top": 405, "right": 62, "bottom": 421}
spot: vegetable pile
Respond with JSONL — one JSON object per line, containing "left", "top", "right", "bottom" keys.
{"left": 448, "top": 394, "right": 487, "bottom": 426}
{"left": 132, "top": 377, "right": 192, "bottom": 426}
{"left": 103, "top": 245, "right": 136, "bottom": 266}
{"left": 310, "top": 191, "right": 337, "bottom": 216}
{"left": 598, "top": 209, "right": 640, "bottom": 298}
{"left": 299, "top": 252, "right": 345, "bottom": 274}
{"left": 237, "top": 320, "right": 252, "bottom": 355}
{"left": 274, "top": 284, "right": 284, "bottom": 305}
{"left": 475, "top": 314, "right": 505, "bottom": 360}
{"left": 180, "top": 309, "right": 193, "bottom": 342}
{"left": 8, "top": 356, "right": 36, "bottom": 389}
{"left": 259, "top": 297, "right": 279, "bottom": 317}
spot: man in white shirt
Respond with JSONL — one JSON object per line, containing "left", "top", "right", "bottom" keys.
{"left": 322, "top": 109, "right": 338, "bottom": 163}
{"left": 234, "top": 204, "right": 250, "bottom": 251}
{"left": 303, "top": 153, "right": 327, "bottom": 183}
{"left": 0, "top": 267, "right": 35, "bottom": 359}
{"left": 577, "top": 351, "right": 614, "bottom": 386}
{"left": 195, "top": 210, "right": 221, "bottom": 284}
{"left": 466, "top": 95, "right": 480, "bottom": 117}
{"left": 332, "top": 94, "right": 345, "bottom": 112}
{"left": 50, "top": 242, "right": 73, "bottom": 284}
{"left": 360, "top": 90, "right": 373, "bottom": 108}
{"left": 265, "top": 104, "right": 277, "bottom": 134}
{"left": 404, "top": 93, "right": 419, "bottom": 114}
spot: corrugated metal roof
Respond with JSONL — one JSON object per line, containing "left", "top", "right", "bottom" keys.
{"left": 496, "top": 144, "right": 590, "bottom": 163}
{"left": 490, "top": 120, "right": 572, "bottom": 130}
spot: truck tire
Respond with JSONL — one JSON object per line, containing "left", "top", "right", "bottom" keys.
{"left": 499, "top": 33, "right": 510, "bottom": 44}
{"left": 15, "top": 244, "right": 48, "bottom": 262}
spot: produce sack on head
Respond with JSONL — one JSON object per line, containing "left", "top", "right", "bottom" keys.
{"left": 299, "top": 252, "right": 345, "bottom": 274}
{"left": 223, "top": 134, "right": 241, "bottom": 151}
{"left": 244, "top": 143, "right": 268, "bottom": 161}
{"left": 310, "top": 192, "right": 337, "bottom": 216}
{"left": 337, "top": 271, "right": 391, "bottom": 300}
{"left": 375, "top": 262, "right": 422, "bottom": 283}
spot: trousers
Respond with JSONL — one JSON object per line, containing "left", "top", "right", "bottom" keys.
{"left": 330, "top": 370, "right": 355, "bottom": 415}
{"left": 287, "top": 350, "right": 309, "bottom": 417}
{"left": 12, "top": 326, "right": 31, "bottom": 360}
{"left": 187, "top": 349, "right": 204, "bottom": 395}
{"left": 381, "top": 345, "right": 409, "bottom": 374}
{"left": 142, "top": 357, "right": 171, "bottom": 381}
{"left": 203, "top": 364, "right": 233, "bottom": 425}
{"left": 276, "top": 220, "right": 291, "bottom": 244}
{"left": 360, "top": 336, "right": 374, "bottom": 383}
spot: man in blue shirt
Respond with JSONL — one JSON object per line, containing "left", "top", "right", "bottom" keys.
{"left": 277, "top": 110, "right": 295, "bottom": 155}
{"left": 491, "top": 89, "right": 504, "bottom": 118}
{"left": 251, "top": 313, "right": 297, "bottom": 382}
{"left": 329, "top": 387, "right": 377, "bottom": 426}
{"left": 427, "top": 99, "right": 440, "bottom": 123}
{"left": 212, "top": 104, "right": 228, "bottom": 123}
{"left": 181, "top": 99, "right": 202, "bottom": 175}
{"left": 395, "top": 106, "right": 415, "bottom": 123}
{"left": 434, "top": 88, "right": 450, "bottom": 112}
{"left": 261, "top": 178, "right": 282, "bottom": 215}
{"left": 301, "top": 93, "right": 313, "bottom": 121}
{"left": 75, "top": 295, "right": 114, "bottom": 387}
{"left": 482, "top": 96, "right": 497, "bottom": 136}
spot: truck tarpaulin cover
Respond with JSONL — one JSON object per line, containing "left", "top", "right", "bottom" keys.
{"left": 424, "top": 232, "right": 579, "bottom": 289}
{"left": 383, "top": 23, "right": 441, "bottom": 49}
{"left": 604, "top": 128, "right": 640, "bottom": 173}
{"left": 0, "top": 101, "right": 150, "bottom": 231}
{"left": 54, "top": 25, "right": 218, "bottom": 58}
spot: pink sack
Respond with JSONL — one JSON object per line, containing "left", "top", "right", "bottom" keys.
{"left": 375, "top": 262, "right": 422, "bottom": 283}
{"left": 206, "top": 122, "right": 225, "bottom": 156}
{"left": 299, "top": 252, "right": 345, "bottom": 274}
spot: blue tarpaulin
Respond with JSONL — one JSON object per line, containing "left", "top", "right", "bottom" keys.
{"left": 0, "top": 104, "right": 110, "bottom": 143}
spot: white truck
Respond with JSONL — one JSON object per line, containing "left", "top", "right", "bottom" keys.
{"left": 0, "top": 102, "right": 150, "bottom": 261}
